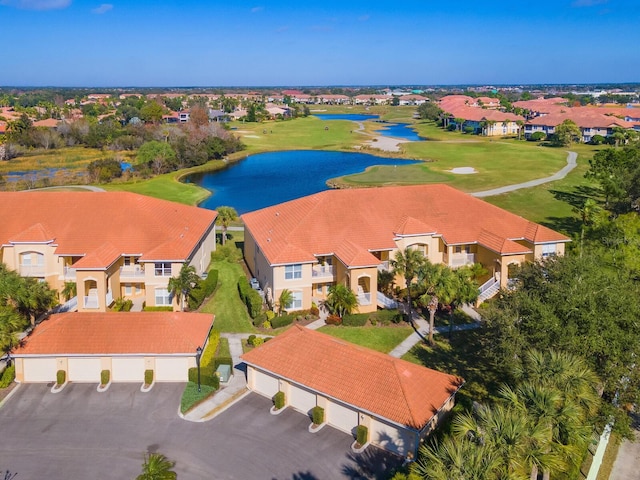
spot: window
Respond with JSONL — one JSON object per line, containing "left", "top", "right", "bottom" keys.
{"left": 154, "top": 262, "right": 172, "bottom": 276}
{"left": 124, "top": 256, "right": 131, "bottom": 266}
{"left": 284, "top": 264, "right": 302, "bottom": 280}
{"left": 541, "top": 244, "right": 556, "bottom": 257}
{"left": 155, "top": 288, "right": 171, "bottom": 305}
{"left": 287, "top": 291, "right": 303, "bottom": 309}
{"left": 316, "top": 284, "right": 323, "bottom": 294}
{"left": 124, "top": 284, "right": 132, "bottom": 295}
{"left": 21, "top": 252, "right": 44, "bottom": 265}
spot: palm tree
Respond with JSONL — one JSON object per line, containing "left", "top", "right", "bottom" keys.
{"left": 136, "top": 452, "right": 177, "bottom": 480}
{"left": 167, "top": 264, "right": 200, "bottom": 311}
{"left": 215, "top": 206, "right": 238, "bottom": 246}
{"left": 516, "top": 119, "right": 525, "bottom": 140}
{"left": 326, "top": 283, "right": 358, "bottom": 318}
{"left": 277, "top": 288, "right": 293, "bottom": 315}
{"left": 417, "top": 262, "right": 457, "bottom": 345}
{"left": 0, "top": 306, "right": 27, "bottom": 353}
{"left": 61, "top": 282, "right": 77, "bottom": 302}
{"left": 391, "top": 248, "right": 425, "bottom": 325}
{"left": 572, "top": 199, "right": 602, "bottom": 257}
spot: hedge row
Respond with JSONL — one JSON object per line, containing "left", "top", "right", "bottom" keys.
{"left": 271, "top": 314, "right": 295, "bottom": 329}
{"left": 143, "top": 306, "right": 173, "bottom": 312}
{"left": 0, "top": 365, "right": 15, "bottom": 388}
{"left": 238, "top": 277, "right": 262, "bottom": 318}
{"left": 188, "top": 270, "right": 219, "bottom": 310}
{"left": 200, "top": 329, "right": 221, "bottom": 367}
{"left": 188, "top": 367, "right": 220, "bottom": 389}
{"left": 342, "top": 310, "right": 403, "bottom": 326}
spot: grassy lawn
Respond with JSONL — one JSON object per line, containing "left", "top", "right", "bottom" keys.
{"left": 180, "top": 382, "right": 217, "bottom": 414}
{"left": 402, "top": 329, "right": 503, "bottom": 407}
{"left": 316, "top": 325, "right": 413, "bottom": 353}
{"left": 199, "top": 259, "right": 255, "bottom": 334}
{"left": 484, "top": 143, "right": 602, "bottom": 237}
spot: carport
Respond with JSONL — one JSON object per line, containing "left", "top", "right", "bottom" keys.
{"left": 12, "top": 311, "right": 213, "bottom": 384}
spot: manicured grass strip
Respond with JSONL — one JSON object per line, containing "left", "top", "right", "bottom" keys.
{"left": 402, "top": 329, "right": 503, "bottom": 406}
{"left": 317, "top": 325, "right": 413, "bottom": 354}
{"left": 180, "top": 382, "right": 217, "bottom": 414}
{"left": 596, "top": 433, "right": 621, "bottom": 480}
{"left": 199, "top": 260, "right": 256, "bottom": 333}
{"left": 217, "top": 337, "right": 231, "bottom": 358}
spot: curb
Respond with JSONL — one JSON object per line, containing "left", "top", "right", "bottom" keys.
{"left": 0, "top": 383, "right": 21, "bottom": 410}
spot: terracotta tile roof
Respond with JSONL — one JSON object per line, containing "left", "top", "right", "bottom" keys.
{"left": 73, "top": 242, "right": 122, "bottom": 269}
{"left": 242, "top": 185, "right": 569, "bottom": 267}
{"left": 32, "top": 118, "right": 60, "bottom": 128}
{"left": 334, "top": 240, "right": 380, "bottom": 267}
{"left": 8, "top": 222, "right": 56, "bottom": 243}
{"left": 526, "top": 110, "right": 634, "bottom": 129}
{"left": 13, "top": 312, "right": 214, "bottom": 356}
{"left": 0, "top": 192, "right": 217, "bottom": 267}
{"left": 478, "top": 229, "right": 531, "bottom": 255}
{"left": 394, "top": 216, "right": 437, "bottom": 236}
{"left": 242, "top": 325, "right": 463, "bottom": 428}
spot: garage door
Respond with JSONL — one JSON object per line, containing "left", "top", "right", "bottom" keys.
{"left": 155, "top": 357, "right": 189, "bottom": 382}
{"left": 289, "top": 385, "right": 316, "bottom": 415}
{"left": 68, "top": 358, "right": 101, "bottom": 383}
{"left": 252, "top": 369, "right": 279, "bottom": 398}
{"left": 112, "top": 357, "right": 145, "bottom": 382}
{"left": 23, "top": 358, "right": 57, "bottom": 382}
{"left": 370, "top": 418, "right": 415, "bottom": 456}
{"left": 328, "top": 401, "right": 358, "bottom": 434}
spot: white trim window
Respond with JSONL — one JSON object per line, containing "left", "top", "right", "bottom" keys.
{"left": 541, "top": 244, "right": 557, "bottom": 258}
{"left": 154, "top": 262, "right": 172, "bottom": 276}
{"left": 284, "top": 264, "right": 302, "bottom": 280}
{"left": 21, "top": 252, "right": 44, "bottom": 266}
{"left": 287, "top": 291, "right": 303, "bottom": 310}
{"left": 155, "top": 288, "right": 171, "bottom": 306}
{"left": 124, "top": 284, "right": 132, "bottom": 295}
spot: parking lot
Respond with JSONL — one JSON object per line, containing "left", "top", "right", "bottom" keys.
{"left": 0, "top": 383, "right": 401, "bottom": 479}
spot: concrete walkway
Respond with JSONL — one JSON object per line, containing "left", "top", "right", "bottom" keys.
{"left": 471, "top": 150, "right": 577, "bottom": 198}
{"left": 610, "top": 414, "right": 640, "bottom": 480}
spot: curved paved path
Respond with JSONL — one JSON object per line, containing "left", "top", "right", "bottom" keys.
{"left": 471, "top": 150, "right": 577, "bottom": 198}
{"left": 26, "top": 185, "right": 106, "bottom": 192}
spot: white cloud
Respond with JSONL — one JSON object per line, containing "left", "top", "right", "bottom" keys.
{"left": 0, "top": 0, "right": 71, "bottom": 9}
{"left": 91, "top": 3, "right": 112, "bottom": 14}
{"left": 251, "top": 6, "right": 262, "bottom": 13}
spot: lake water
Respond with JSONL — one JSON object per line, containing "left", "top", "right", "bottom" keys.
{"left": 313, "top": 113, "right": 423, "bottom": 141}
{"left": 189, "top": 150, "right": 418, "bottom": 213}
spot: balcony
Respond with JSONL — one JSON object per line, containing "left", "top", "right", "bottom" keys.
{"left": 120, "top": 266, "right": 145, "bottom": 278}
{"left": 312, "top": 265, "right": 334, "bottom": 278}
{"left": 450, "top": 253, "right": 475, "bottom": 268}
{"left": 377, "top": 261, "right": 390, "bottom": 272}
{"left": 63, "top": 266, "right": 76, "bottom": 280}
{"left": 83, "top": 295, "right": 99, "bottom": 309}
{"left": 20, "top": 264, "right": 45, "bottom": 277}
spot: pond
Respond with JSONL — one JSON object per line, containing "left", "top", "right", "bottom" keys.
{"left": 313, "top": 113, "right": 423, "bottom": 141}
{"left": 189, "top": 150, "right": 418, "bottom": 213}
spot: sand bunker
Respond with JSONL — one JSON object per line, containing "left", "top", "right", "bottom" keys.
{"left": 449, "top": 167, "right": 477, "bottom": 174}
{"left": 243, "top": 135, "right": 261, "bottom": 139}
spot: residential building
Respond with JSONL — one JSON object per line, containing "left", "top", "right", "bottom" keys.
{"left": 0, "top": 192, "right": 217, "bottom": 312}
{"left": 242, "top": 325, "right": 463, "bottom": 458}
{"left": 439, "top": 95, "right": 525, "bottom": 136}
{"left": 524, "top": 111, "right": 635, "bottom": 142}
{"left": 13, "top": 312, "right": 214, "bottom": 383}
{"left": 242, "top": 185, "right": 569, "bottom": 313}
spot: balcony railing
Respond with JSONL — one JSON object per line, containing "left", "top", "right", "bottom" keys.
{"left": 84, "top": 296, "right": 99, "bottom": 309}
{"left": 377, "top": 261, "right": 390, "bottom": 272}
{"left": 377, "top": 292, "right": 397, "bottom": 309}
{"left": 20, "top": 264, "right": 45, "bottom": 277}
{"left": 63, "top": 266, "right": 76, "bottom": 280}
{"left": 106, "top": 290, "right": 113, "bottom": 307}
{"left": 120, "top": 266, "right": 145, "bottom": 278}
{"left": 450, "top": 253, "right": 475, "bottom": 268}
{"left": 312, "top": 265, "right": 334, "bottom": 278}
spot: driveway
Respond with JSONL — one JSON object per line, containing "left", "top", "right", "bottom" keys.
{"left": 610, "top": 413, "right": 640, "bottom": 480}
{"left": 0, "top": 383, "right": 401, "bottom": 479}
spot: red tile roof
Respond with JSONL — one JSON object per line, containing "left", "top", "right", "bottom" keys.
{"left": 0, "top": 192, "right": 217, "bottom": 265}
{"left": 242, "top": 185, "right": 569, "bottom": 267}
{"left": 242, "top": 325, "right": 463, "bottom": 429}
{"left": 13, "top": 312, "right": 214, "bottom": 355}
{"left": 526, "top": 110, "right": 633, "bottom": 129}
{"left": 8, "top": 223, "right": 55, "bottom": 243}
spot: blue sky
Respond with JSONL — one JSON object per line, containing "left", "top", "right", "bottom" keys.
{"left": 1, "top": 0, "right": 638, "bottom": 86}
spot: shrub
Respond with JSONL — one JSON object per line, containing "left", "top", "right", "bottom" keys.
{"left": 252, "top": 337, "right": 264, "bottom": 347}
{"left": 311, "top": 406, "right": 325, "bottom": 425}
{"left": 529, "top": 131, "right": 546, "bottom": 141}
{"left": 590, "top": 134, "right": 606, "bottom": 145}
{"left": 112, "top": 297, "right": 133, "bottom": 312}
{"left": 200, "top": 329, "right": 220, "bottom": 367}
{"left": 447, "top": 124, "right": 457, "bottom": 131}
{"left": 356, "top": 425, "right": 369, "bottom": 446}
{"left": 253, "top": 312, "right": 267, "bottom": 327}
{"left": 100, "top": 369, "right": 110, "bottom": 386}
{"left": 325, "top": 314, "right": 342, "bottom": 326}
{"left": 262, "top": 320, "right": 271, "bottom": 329}
{"left": 188, "top": 367, "right": 220, "bottom": 388}
{"left": 246, "top": 290, "right": 263, "bottom": 318}
{"left": 463, "top": 126, "right": 475, "bottom": 134}
{"left": 342, "top": 313, "right": 368, "bottom": 327}
{"left": 271, "top": 314, "right": 295, "bottom": 329}
{"left": 265, "top": 310, "right": 276, "bottom": 321}
{"left": 189, "top": 269, "right": 219, "bottom": 310}
{"left": 56, "top": 369, "right": 66, "bottom": 386}
{"left": 211, "top": 243, "right": 243, "bottom": 262}
{"left": 143, "top": 306, "right": 173, "bottom": 312}
{"left": 144, "top": 369, "right": 153, "bottom": 385}
{"left": 273, "top": 391, "right": 285, "bottom": 410}
{"left": 247, "top": 334, "right": 256, "bottom": 345}
{"left": 213, "top": 357, "right": 233, "bottom": 370}
{"left": 310, "top": 305, "right": 319, "bottom": 316}
{"left": 0, "top": 365, "right": 15, "bottom": 388}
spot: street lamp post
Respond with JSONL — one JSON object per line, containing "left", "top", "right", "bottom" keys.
{"left": 196, "top": 346, "right": 202, "bottom": 393}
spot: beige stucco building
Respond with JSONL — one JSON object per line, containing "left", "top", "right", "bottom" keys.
{"left": 0, "top": 192, "right": 217, "bottom": 312}
{"left": 242, "top": 185, "right": 569, "bottom": 313}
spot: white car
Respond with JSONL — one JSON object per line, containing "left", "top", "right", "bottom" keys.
{"left": 250, "top": 278, "right": 260, "bottom": 290}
